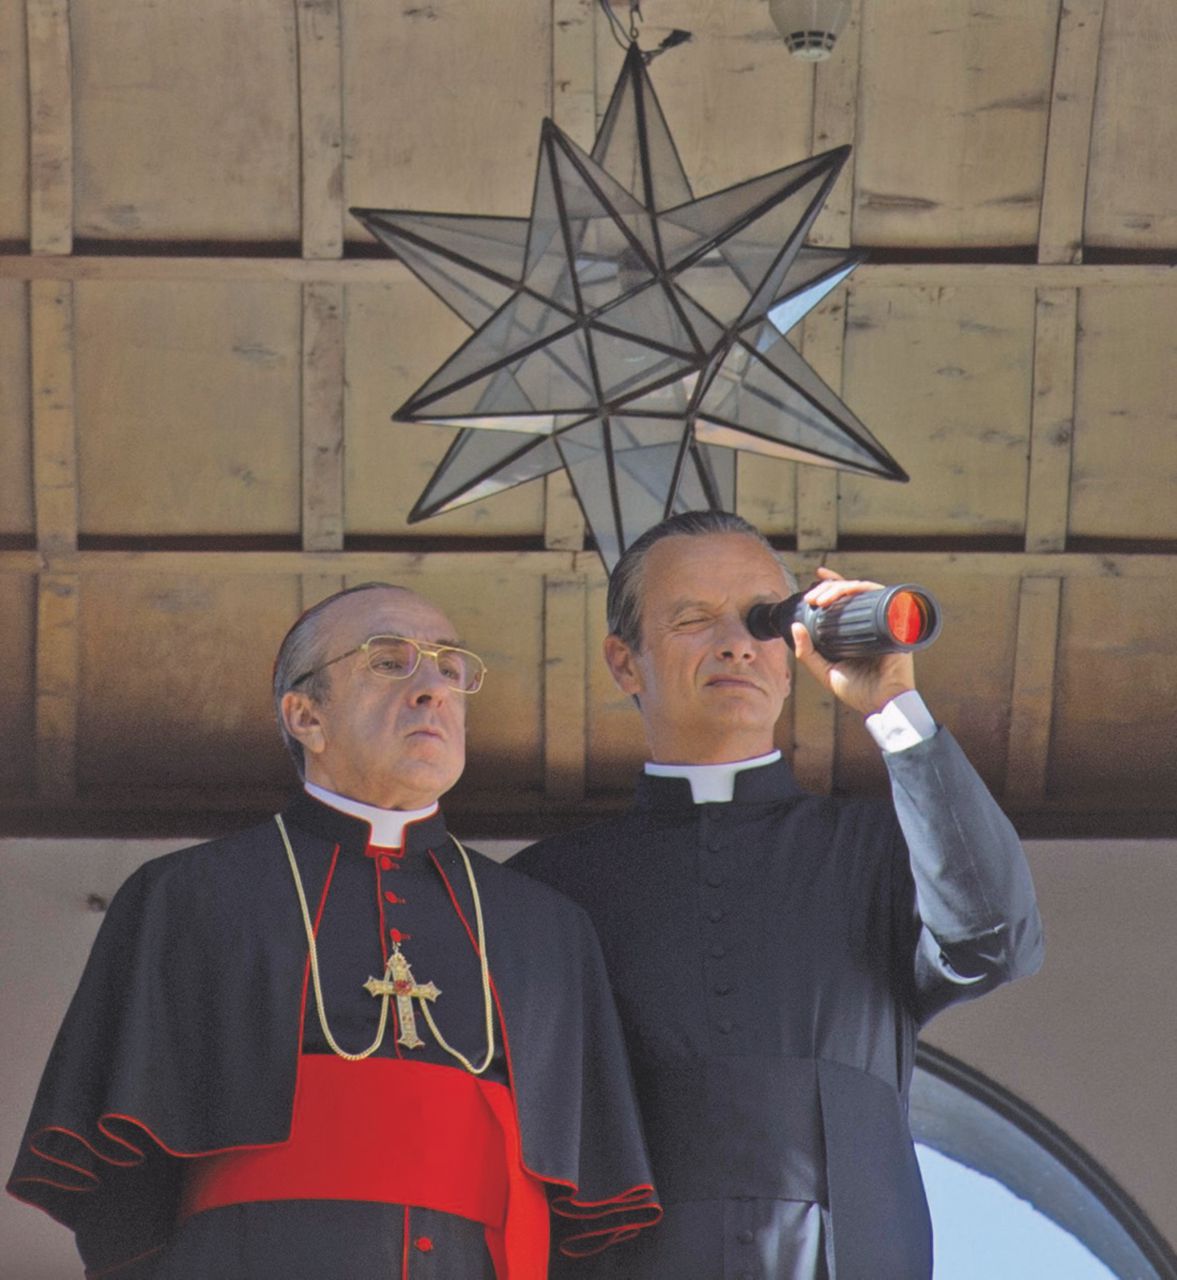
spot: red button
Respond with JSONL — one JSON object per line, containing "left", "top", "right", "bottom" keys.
{"left": 390, "top": 928, "right": 412, "bottom": 944}
{"left": 415, "top": 1236, "right": 433, "bottom": 1253}
{"left": 384, "top": 891, "right": 404, "bottom": 905}
{"left": 379, "top": 856, "right": 393, "bottom": 871}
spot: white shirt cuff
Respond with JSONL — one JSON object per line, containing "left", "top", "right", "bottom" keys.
{"left": 865, "top": 690, "right": 937, "bottom": 754}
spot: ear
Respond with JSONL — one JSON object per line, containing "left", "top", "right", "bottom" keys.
{"left": 603, "top": 633, "right": 644, "bottom": 698}
{"left": 281, "top": 690, "right": 328, "bottom": 759}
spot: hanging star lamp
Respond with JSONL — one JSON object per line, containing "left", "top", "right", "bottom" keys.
{"left": 352, "top": 42, "right": 906, "bottom": 569}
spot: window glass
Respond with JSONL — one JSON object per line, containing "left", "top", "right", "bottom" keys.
{"left": 912, "top": 1048, "right": 1175, "bottom": 1280}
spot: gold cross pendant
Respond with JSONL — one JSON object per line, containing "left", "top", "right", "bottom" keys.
{"left": 363, "top": 942, "right": 441, "bottom": 1050}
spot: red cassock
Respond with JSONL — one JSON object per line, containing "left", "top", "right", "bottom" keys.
{"left": 7, "top": 795, "right": 661, "bottom": 1278}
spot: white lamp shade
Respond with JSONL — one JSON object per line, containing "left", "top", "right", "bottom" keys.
{"left": 767, "top": 0, "right": 853, "bottom": 60}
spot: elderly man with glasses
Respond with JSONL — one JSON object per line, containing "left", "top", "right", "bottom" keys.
{"left": 8, "top": 583, "right": 659, "bottom": 1280}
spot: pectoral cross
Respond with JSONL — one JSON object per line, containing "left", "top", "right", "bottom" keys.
{"left": 363, "top": 942, "right": 441, "bottom": 1050}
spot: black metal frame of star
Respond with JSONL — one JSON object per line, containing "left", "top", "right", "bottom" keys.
{"left": 353, "top": 42, "right": 907, "bottom": 568}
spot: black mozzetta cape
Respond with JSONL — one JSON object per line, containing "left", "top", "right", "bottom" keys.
{"left": 512, "top": 729, "right": 1045, "bottom": 1280}
{"left": 7, "top": 794, "right": 658, "bottom": 1275}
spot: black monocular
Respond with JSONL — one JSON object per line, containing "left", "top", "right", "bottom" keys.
{"left": 745, "top": 584, "right": 942, "bottom": 661}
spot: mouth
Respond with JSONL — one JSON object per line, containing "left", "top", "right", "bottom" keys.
{"left": 406, "top": 726, "right": 446, "bottom": 741}
{"left": 705, "top": 675, "right": 764, "bottom": 693}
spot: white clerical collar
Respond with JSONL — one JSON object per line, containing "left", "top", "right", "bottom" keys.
{"left": 304, "top": 781, "right": 438, "bottom": 848}
{"left": 644, "top": 750, "right": 781, "bottom": 804}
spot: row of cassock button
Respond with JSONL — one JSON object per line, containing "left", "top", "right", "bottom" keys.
{"left": 703, "top": 814, "right": 763, "bottom": 1277}
{"left": 701, "top": 808, "right": 737, "bottom": 1037}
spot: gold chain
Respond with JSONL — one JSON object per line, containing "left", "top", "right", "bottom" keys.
{"left": 275, "top": 813, "right": 496, "bottom": 1074}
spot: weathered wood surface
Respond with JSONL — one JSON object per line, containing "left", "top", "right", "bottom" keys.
{"left": 1086, "top": 0, "right": 1177, "bottom": 249}
{"left": 301, "top": 282, "right": 345, "bottom": 551}
{"left": 841, "top": 284, "right": 1033, "bottom": 537}
{"left": 1, "top": 282, "right": 34, "bottom": 535}
{"left": 1025, "top": 288, "right": 1078, "bottom": 553}
{"left": 1038, "top": 0, "right": 1106, "bottom": 264}
{"left": 71, "top": 0, "right": 300, "bottom": 241}
{"left": 35, "top": 571, "right": 79, "bottom": 799}
{"left": 3, "top": 0, "right": 1177, "bottom": 839}
{"left": 73, "top": 280, "right": 301, "bottom": 536}
{"left": 1071, "top": 285, "right": 1177, "bottom": 540}
{"left": 856, "top": 2, "right": 1057, "bottom": 247}
{"left": 26, "top": 0, "right": 73, "bottom": 254}
{"left": 30, "top": 279, "right": 77, "bottom": 553}
{"left": 296, "top": 0, "right": 345, "bottom": 260}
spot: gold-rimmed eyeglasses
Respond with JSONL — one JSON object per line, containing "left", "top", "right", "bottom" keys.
{"left": 291, "top": 635, "right": 487, "bottom": 694}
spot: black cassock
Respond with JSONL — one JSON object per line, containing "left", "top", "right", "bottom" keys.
{"left": 7, "top": 794, "right": 659, "bottom": 1279}
{"left": 512, "top": 729, "right": 1044, "bottom": 1280}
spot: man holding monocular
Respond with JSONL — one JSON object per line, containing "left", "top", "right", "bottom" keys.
{"left": 514, "top": 510, "right": 1043, "bottom": 1280}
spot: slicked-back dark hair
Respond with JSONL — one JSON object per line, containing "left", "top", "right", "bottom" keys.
{"left": 272, "top": 581, "right": 408, "bottom": 777}
{"left": 606, "top": 511, "right": 796, "bottom": 650}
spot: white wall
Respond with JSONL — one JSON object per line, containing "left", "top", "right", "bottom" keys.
{"left": 2, "top": 836, "right": 1174, "bottom": 1274}
{"left": 924, "top": 839, "right": 1177, "bottom": 1254}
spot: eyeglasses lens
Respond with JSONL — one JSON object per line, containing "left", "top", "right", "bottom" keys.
{"left": 365, "top": 638, "right": 483, "bottom": 692}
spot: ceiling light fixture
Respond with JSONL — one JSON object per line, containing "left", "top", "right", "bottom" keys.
{"left": 767, "top": 0, "right": 852, "bottom": 61}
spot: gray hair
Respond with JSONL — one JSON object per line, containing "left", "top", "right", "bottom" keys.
{"left": 606, "top": 511, "right": 797, "bottom": 650}
{"left": 272, "top": 581, "right": 406, "bottom": 777}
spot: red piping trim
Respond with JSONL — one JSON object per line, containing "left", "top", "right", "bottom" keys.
{"left": 372, "top": 853, "right": 407, "bottom": 1056}
{"left": 30, "top": 1128, "right": 127, "bottom": 1174}
{"left": 312, "top": 843, "right": 341, "bottom": 936}
{"left": 12, "top": 832, "right": 658, "bottom": 1262}
{"left": 375, "top": 855, "right": 390, "bottom": 966}
{"left": 402, "top": 1205, "right": 412, "bottom": 1277}
{"left": 12, "top": 838, "right": 348, "bottom": 1199}
{"left": 552, "top": 1185, "right": 659, "bottom": 1210}
{"left": 84, "top": 1243, "right": 165, "bottom": 1278}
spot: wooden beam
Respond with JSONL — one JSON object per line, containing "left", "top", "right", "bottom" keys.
{"left": 4, "top": 254, "right": 1177, "bottom": 289}
{"left": 295, "top": 0, "right": 345, "bottom": 260}
{"left": 551, "top": 0, "right": 596, "bottom": 151}
{"left": 1038, "top": 0, "right": 1106, "bottom": 265}
{"left": 543, "top": 476, "right": 585, "bottom": 552}
{"left": 8, "top": 548, "right": 1177, "bottom": 584}
{"left": 300, "top": 282, "right": 345, "bottom": 551}
{"left": 1004, "top": 575, "right": 1063, "bottom": 805}
{"left": 542, "top": 572, "right": 588, "bottom": 801}
{"left": 0, "top": 255, "right": 414, "bottom": 284}
{"left": 34, "top": 572, "right": 79, "bottom": 799}
{"left": 792, "top": 0, "right": 860, "bottom": 553}
{"left": 795, "top": 298, "right": 845, "bottom": 551}
{"left": 30, "top": 278, "right": 77, "bottom": 554}
{"left": 542, "top": 0, "right": 593, "bottom": 553}
{"left": 1025, "top": 288, "right": 1078, "bottom": 553}
{"left": 790, "top": 539, "right": 834, "bottom": 790}
{"left": 808, "top": 0, "right": 861, "bottom": 248}
{"left": 26, "top": 0, "right": 73, "bottom": 254}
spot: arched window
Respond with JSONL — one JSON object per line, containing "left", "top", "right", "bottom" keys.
{"left": 912, "top": 1045, "right": 1177, "bottom": 1279}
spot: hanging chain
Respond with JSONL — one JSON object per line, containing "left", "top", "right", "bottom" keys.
{"left": 275, "top": 814, "right": 495, "bottom": 1074}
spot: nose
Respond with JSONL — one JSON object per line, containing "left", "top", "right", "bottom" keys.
{"left": 407, "top": 655, "right": 452, "bottom": 703}
{"left": 714, "top": 614, "right": 756, "bottom": 661}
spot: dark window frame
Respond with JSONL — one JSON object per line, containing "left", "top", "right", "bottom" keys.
{"left": 913, "top": 1044, "right": 1177, "bottom": 1280}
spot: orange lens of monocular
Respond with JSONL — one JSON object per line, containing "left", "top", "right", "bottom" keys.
{"left": 885, "top": 591, "right": 930, "bottom": 646}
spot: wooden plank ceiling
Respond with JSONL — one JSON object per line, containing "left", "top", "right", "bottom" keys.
{"left": 1, "top": 0, "right": 1175, "bottom": 838}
